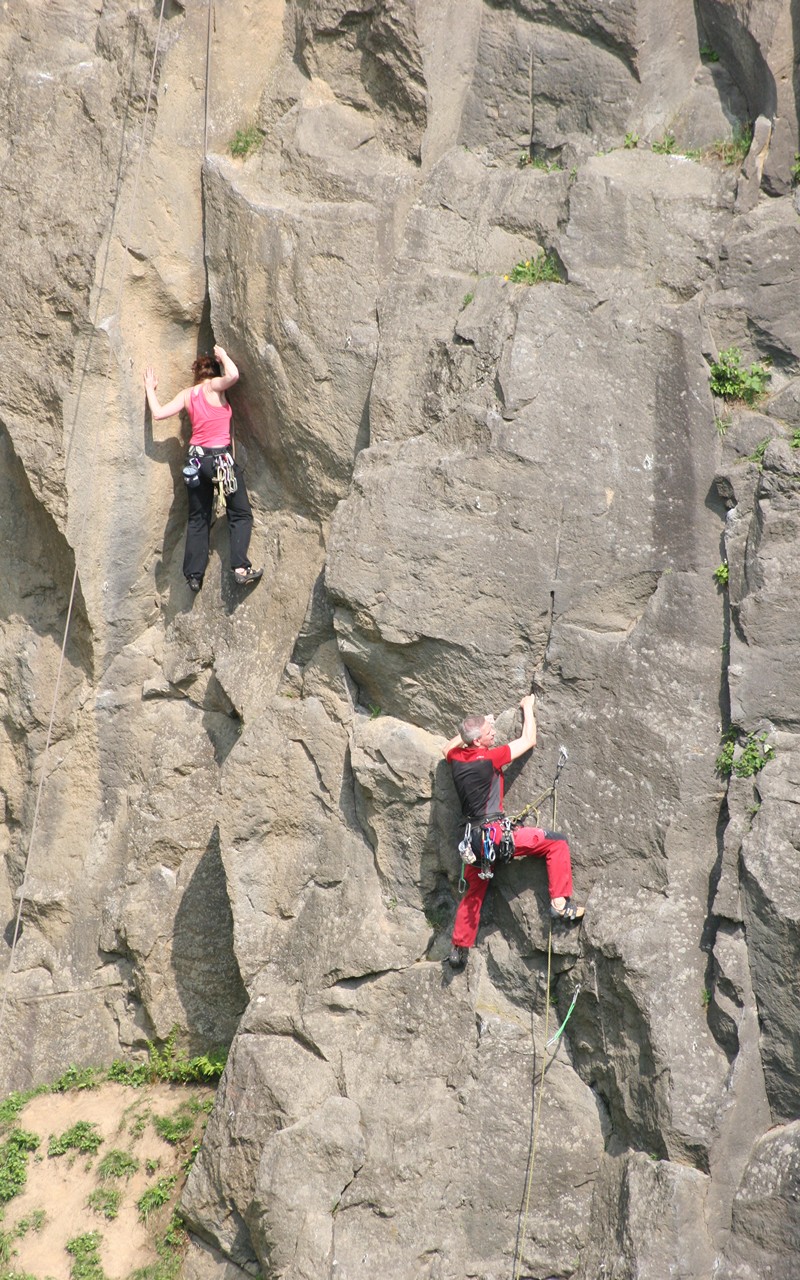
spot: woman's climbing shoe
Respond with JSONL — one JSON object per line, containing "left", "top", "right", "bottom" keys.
{"left": 233, "top": 566, "right": 263, "bottom": 586}
{"left": 550, "top": 897, "right": 585, "bottom": 923}
{"left": 187, "top": 575, "right": 203, "bottom": 593}
{"left": 447, "top": 945, "right": 469, "bottom": 969}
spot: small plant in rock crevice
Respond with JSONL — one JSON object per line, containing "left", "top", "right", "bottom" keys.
{"left": 715, "top": 413, "right": 732, "bottom": 437}
{"left": 791, "top": 154, "right": 800, "bottom": 186}
{"left": 706, "top": 124, "right": 752, "bottom": 166}
{"left": 503, "top": 252, "right": 561, "bottom": 285}
{"left": 229, "top": 124, "right": 261, "bottom": 158}
{"left": 716, "top": 728, "right": 775, "bottom": 779}
{"left": 709, "top": 347, "right": 771, "bottom": 404}
{"left": 652, "top": 131, "right": 677, "bottom": 155}
{"left": 182, "top": 1142, "right": 201, "bottom": 1173}
{"left": 624, "top": 131, "right": 639, "bottom": 149}
{"left": 713, "top": 562, "right": 729, "bottom": 587}
{"left": 107, "top": 1028, "right": 227, "bottom": 1087}
{"left": 700, "top": 42, "right": 720, "bottom": 62}
{"left": 748, "top": 438, "right": 771, "bottom": 467}
{"left": 128, "top": 1212, "right": 188, "bottom": 1280}
{"left": 518, "top": 152, "right": 563, "bottom": 172}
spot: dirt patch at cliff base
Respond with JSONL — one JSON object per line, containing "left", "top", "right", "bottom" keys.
{"left": 2, "top": 1081, "right": 213, "bottom": 1280}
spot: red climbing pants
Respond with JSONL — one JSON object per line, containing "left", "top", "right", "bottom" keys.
{"left": 452, "top": 827, "right": 574, "bottom": 950}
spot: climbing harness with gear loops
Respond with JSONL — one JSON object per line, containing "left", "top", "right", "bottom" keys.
{"left": 187, "top": 443, "right": 238, "bottom": 495}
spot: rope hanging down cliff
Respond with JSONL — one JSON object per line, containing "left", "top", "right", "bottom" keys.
{"left": 0, "top": 0, "right": 173, "bottom": 1040}
{"left": 511, "top": 759, "right": 580, "bottom": 1280}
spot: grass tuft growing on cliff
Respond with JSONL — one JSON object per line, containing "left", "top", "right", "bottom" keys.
{"left": 503, "top": 252, "right": 562, "bottom": 285}
{"left": 706, "top": 124, "right": 752, "bottom": 166}
{"left": 518, "top": 152, "right": 563, "bottom": 172}
{"left": 0, "top": 1131, "right": 40, "bottom": 1203}
{"left": 107, "top": 1028, "right": 227, "bottom": 1089}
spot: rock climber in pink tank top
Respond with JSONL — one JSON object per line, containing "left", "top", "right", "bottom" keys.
{"left": 144, "top": 345, "right": 262, "bottom": 593}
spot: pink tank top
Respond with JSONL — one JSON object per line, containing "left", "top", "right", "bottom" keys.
{"left": 186, "top": 383, "right": 232, "bottom": 448}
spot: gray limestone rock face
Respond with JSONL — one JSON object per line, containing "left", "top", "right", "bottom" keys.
{"left": 2, "top": 1, "right": 800, "bottom": 1278}
{"left": 697, "top": 0, "right": 799, "bottom": 194}
{"left": 719, "top": 1121, "right": 800, "bottom": 1279}
{"left": 186, "top": 962, "right": 606, "bottom": 1279}
{"left": 577, "top": 1151, "right": 715, "bottom": 1280}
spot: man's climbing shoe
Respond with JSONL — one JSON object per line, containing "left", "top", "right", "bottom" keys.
{"left": 550, "top": 897, "right": 585, "bottom": 924}
{"left": 187, "top": 575, "right": 203, "bottom": 593}
{"left": 447, "top": 945, "right": 469, "bottom": 969}
{"left": 233, "top": 566, "right": 263, "bottom": 586}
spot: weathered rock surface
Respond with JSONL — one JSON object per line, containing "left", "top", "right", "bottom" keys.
{"left": 2, "top": 1, "right": 800, "bottom": 1278}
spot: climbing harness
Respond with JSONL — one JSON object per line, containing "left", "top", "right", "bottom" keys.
{"left": 186, "top": 444, "right": 238, "bottom": 495}
{"left": 457, "top": 814, "right": 515, "bottom": 887}
{"left": 457, "top": 746, "right": 569, "bottom": 891}
{"left": 0, "top": 0, "right": 171, "bottom": 1040}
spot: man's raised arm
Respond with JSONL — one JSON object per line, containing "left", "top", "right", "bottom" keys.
{"left": 507, "top": 693, "right": 537, "bottom": 761}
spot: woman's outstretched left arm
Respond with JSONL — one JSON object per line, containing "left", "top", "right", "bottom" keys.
{"left": 144, "top": 367, "right": 188, "bottom": 420}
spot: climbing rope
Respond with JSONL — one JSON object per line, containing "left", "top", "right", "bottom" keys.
{"left": 0, "top": 0, "right": 170, "bottom": 1040}
{"left": 511, "top": 745, "right": 577, "bottom": 1280}
{"left": 546, "top": 983, "right": 581, "bottom": 1049}
{"left": 513, "top": 922, "right": 552, "bottom": 1280}
{"left": 203, "top": 0, "right": 214, "bottom": 158}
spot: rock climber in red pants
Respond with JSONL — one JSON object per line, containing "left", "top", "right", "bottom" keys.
{"left": 443, "top": 693, "right": 584, "bottom": 969}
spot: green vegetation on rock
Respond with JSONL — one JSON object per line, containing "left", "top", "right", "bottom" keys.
{"left": 709, "top": 347, "right": 770, "bottom": 404}
{"left": 716, "top": 729, "right": 775, "bottom": 779}
{"left": 229, "top": 124, "right": 261, "bottom": 158}
{"left": 503, "top": 252, "right": 561, "bottom": 285}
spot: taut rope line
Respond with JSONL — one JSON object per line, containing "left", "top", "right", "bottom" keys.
{"left": 0, "top": 0, "right": 169, "bottom": 1040}
{"left": 511, "top": 750, "right": 577, "bottom": 1280}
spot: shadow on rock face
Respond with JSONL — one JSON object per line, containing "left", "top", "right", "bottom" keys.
{"left": 172, "top": 827, "right": 248, "bottom": 1051}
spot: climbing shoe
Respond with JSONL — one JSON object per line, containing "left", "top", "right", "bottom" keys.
{"left": 187, "top": 575, "right": 203, "bottom": 593}
{"left": 550, "top": 897, "right": 585, "bottom": 924}
{"left": 447, "top": 945, "right": 469, "bottom": 970}
{"left": 233, "top": 566, "right": 263, "bottom": 586}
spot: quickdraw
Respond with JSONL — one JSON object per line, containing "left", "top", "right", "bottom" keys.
{"left": 457, "top": 816, "right": 516, "bottom": 882}
{"left": 213, "top": 450, "right": 238, "bottom": 496}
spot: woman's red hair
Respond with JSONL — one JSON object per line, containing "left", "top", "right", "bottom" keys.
{"left": 191, "top": 353, "right": 221, "bottom": 383}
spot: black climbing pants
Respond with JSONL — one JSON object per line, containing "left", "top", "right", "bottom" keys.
{"left": 182, "top": 456, "right": 253, "bottom": 580}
